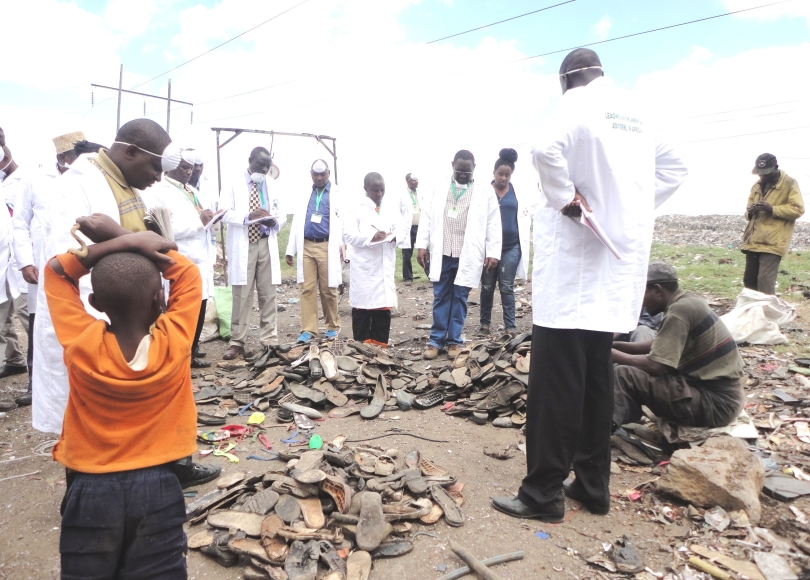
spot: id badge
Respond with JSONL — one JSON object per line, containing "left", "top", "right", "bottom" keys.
{"left": 447, "top": 208, "right": 459, "bottom": 219}
{"left": 412, "top": 206, "right": 420, "bottom": 215}
{"left": 310, "top": 213, "right": 322, "bottom": 224}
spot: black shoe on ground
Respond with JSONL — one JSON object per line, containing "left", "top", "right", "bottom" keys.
{"left": 491, "top": 495, "right": 564, "bottom": 522}
{"left": 0, "top": 364, "right": 28, "bottom": 379}
{"left": 563, "top": 481, "right": 610, "bottom": 515}
{"left": 191, "top": 358, "right": 212, "bottom": 369}
{"left": 172, "top": 456, "right": 222, "bottom": 489}
{"left": 14, "top": 389, "right": 32, "bottom": 406}
{"left": 193, "top": 349, "right": 206, "bottom": 358}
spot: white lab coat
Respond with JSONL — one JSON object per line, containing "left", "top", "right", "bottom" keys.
{"left": 398, "top": 188, "right": 428, "bottom": 249}
{"left": 285, "top": 182, "right": 344, "bottom": 288}
{"left": 140, "top": 178, "right": 213, "bottom": 298}
{"left": 9, "top": 167, "right": 61, "bottom": 314}
{"left": 221, "top": 171, "right": 286, "bottom": 286}
{"left": 344, "top": 196, "right": 410, "bottom": 309}
{"left": 0, "top": 201, "right": 12, "bottom": 305}
{"left": 481, "top": 182, "right": 536, "bottom": 281}
{"left": 414, "top": 179, "right": 502, "bottom": 288}
{"left": 531, "top": 76, "right": 688, "bottom": 333}
{"left": 197, "top": 184, "right": 218, "bottom": 299}
{"left": 31, "top": 153, "right": 135, "bottom": 434}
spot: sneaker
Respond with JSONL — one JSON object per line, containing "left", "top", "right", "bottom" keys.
{"left": 297, "top": 331, "right": 315, "bottom": 342}
{"left": 446, "top": 344, "right": 462, "bottom": 358}
{"left": 324, "top": 330, "right": 339, "bottom": 339}
{"left": 423, "top": 346, "right": 440, "bottom": 360}
{"left": 171, "top": 456, "right": 222, "bottom": 489}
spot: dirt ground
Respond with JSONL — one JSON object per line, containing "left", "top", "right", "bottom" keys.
{"left": 2, "top": 275, "right": 810, "bottom": 579}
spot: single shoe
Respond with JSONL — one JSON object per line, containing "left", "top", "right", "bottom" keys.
{"left": 446, "top": 344, "right": 462, "bottom": 358}
{"left": 563, "top": 481, "right": 610, "bottom": 515}
{"left": 478, "top": 325, "right": 490, "bottom": 336}
{"left": 172, "top": 457, "right": 223, "bottom": 489}
{"left": 0, "top": 364, "right": 28, "bottom": 379}
{"left": 222, "top": 345, "right": 244, "bottom": 361}
{"left": 324, "top": 329, "right": 339, "bottom": 339}
{"left": 423, "top": 346, "right": 440, "bottom": 360}
{"left": 504, "top": 327, "right": 518, "bottom": 334}
{"left": 308, "top": 346, "right": 323, "bottom": 380}
{"left": 491, "top": 495, "right": 564, "bottom": 522}
{"left": 193, "top": 349, "right": 207, "bottom": 358}
{"left": 297, "top": 331, "right": 315, "bottom": 343}
{"left": 191, "top": 357, "right": 212, "bottom": 368}
{"left": 404, "top": 281, "right": 413, "bottom": 286}
{"left": 14, "top": 389, "right": 32, "bottom": 406}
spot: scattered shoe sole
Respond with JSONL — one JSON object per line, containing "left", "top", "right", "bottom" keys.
{"left": 346, "top": 550, "right": 372, "bottom": 580}
{"left": 355, "top": 492, "right": 387, "bottom": 551}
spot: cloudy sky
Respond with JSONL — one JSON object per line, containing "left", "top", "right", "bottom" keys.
{"left": 1, "top": 0, "right": 808, "bottom": 216}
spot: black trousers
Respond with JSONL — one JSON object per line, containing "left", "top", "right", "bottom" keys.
{"left": 60, "top": 465, "right": 187, "bottom": 580}
{"left": 192, "top": 299, "right": 207, "bottom": 353}
{"left": 519, "top": 325, "right": 614, "bottom": 511}
{"left": 743, "top": 251, "right": 781, "bottom": 294}
{"left": 402, "top": 225, "right": 429, "bottom": 281}
{"left": 27, "top": 313, "right": 34, "bottom": 391}
{"left": 352, "top": 308, "right": 391, "bottom": 345}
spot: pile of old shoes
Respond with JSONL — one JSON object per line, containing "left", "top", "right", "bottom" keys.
{"left": 187, "top": 438, "right": 465, "bottom": 579}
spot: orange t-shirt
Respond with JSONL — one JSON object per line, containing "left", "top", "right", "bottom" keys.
{"left": 47, "top": 250, "right": 201, "bottom": 473}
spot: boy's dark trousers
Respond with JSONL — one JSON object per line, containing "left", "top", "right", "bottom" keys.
{"left": 60, "top": 464, "right": 187, "bottom": 580}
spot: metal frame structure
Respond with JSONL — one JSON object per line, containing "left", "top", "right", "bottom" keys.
{"left": 210, "top": 128, "right": 338, "bottom": 285}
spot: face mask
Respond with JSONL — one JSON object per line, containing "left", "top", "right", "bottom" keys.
{"left": 0, "top": 157, "right": 12, "bottom": 181}
{"left": 251, "top": 172, "right": 266, "bottom": 184}
{"left": 114, "top": 141, "right": 182, "bottom": 171}
{"left": 0, "top": 147, "right": 4, "bottom": 164}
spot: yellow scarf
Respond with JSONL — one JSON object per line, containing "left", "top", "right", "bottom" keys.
{"left": 89, "top": 150, "right": 146, "bottom": 232}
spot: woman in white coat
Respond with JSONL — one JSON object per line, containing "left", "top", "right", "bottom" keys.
{"left": 479, "top": 148, "right": 534, "bottom": 334}
{"left": 344, "top": 173, "right": 410, "bottom": 345}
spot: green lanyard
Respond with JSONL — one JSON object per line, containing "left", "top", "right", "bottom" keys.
{"left": 450, "top": 180, "right": 470, "bottom": 209}
{"left": 171, "top": 180, "right": 201, "bottom": 209}
{"left": 408, "top": 189, "right": 418, "bottom": 208}
{"left": 314, "top": 187, "right": 326, "bottom": 212}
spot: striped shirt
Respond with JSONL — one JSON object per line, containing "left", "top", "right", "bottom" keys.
{"left": 441, "top": 180, "right": 474, "bottom": 257}
{"left": 649, "top": 289, "right": 744, "bottom": 383}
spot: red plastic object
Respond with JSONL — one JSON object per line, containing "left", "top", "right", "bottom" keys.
{"left": 221, "top": 424, "right": 247, "bottom": 436}
{"left": 258, "top": 433, "right": 273, "bottom": 450}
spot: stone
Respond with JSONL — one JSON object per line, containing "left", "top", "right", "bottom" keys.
{"left": 657, "top": 436, "right": 764, "bottom": 524}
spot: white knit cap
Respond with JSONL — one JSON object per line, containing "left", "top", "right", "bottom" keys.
{"left": 311, "top": 159, "right": 328, "bottom": 173}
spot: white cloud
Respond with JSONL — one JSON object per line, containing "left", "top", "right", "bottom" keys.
{"left": 593, "top": 15, "right": 612, "bottom": 40}
{"left": 104, "top": 0, "right": 161, "bottom": 40}
{"left": 725, "top": 0, "right": 810, "bottom": 26}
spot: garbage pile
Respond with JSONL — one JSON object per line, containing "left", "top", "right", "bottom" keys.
{"left": 186, "top": 440, "right": 464, "bottom": 579}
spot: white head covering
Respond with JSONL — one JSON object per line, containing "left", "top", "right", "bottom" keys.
{"left": 311, "top": 159, "right": 328, "bottom": 173}
{"left": 409, "top": 173, "right": 418, "bottom": 180}
{"left": 53, "top": 131, "right": 86, "bottom": 154}
{"left": 181, "top": 149, "right": 197, "bottom": 164}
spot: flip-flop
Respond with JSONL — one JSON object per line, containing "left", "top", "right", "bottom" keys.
{"left": 295, "top": 450, "right": 324, "bottom": 472}
{"left": 360, "top": 375, "right": 386, "bottom": 420}
{"left": 215, "top": 471, "right": 246, "bottom": 489}
{"left": 429, "top": 485, "right": 464, "bottom": 527}
{"left": 188, "top": 529, "right": 216, "bottom": 549}
{"left": 336, "top": 356, "right": 359, "bottom": 372}
{"left": 515, "top": 353, "right": 531, "bottom": 373}
{"left": 356, "top": 492, "right": 387, "bottom": 551}
{"left": 234, "top": 488, "right": 280, "bottom": 515}
{"left": 419, "top": 501, "right": 443, "bottom": 524}
{"left": 413, "top": 390, "right": 444, "bottom": 409}
{"left": 346, "top": 550, "right": 372, "bottom": 580}
{"left": 321, "top": 475, "right": 353, "bottom": 513}
{"left": 291, "top": 382, "right": 327, "bottom": 404}
{"left": 318, "top": 541, "right": 348, "bottom": 578}
{"left": 260, "top": 514, "right": 289, "bottom": 563}
{"left": 319, "top": 348, "right": 338, "bottom": 380}
{"left": 506, "top": 331, "right": 531, "bottom": 351}
{"left": 372, "top": 541, "right": 414, "bottom": 558}
{"left": 328, "top": 401, "right": 367, "bottom": 418}
{"left": 207, "top": 510, "right": 265, "bottom": 536}
{"left": 274, "top": 494, "right": 302, "bottom": 524}
{"left": 313, "top": 380, "right": 348, "bottom": 407}
{"left": 419, "top": 456, "right": 448, "bottom": 477}
{"left": 452, "top": 348, "right": 471, "bottom": 369}
{"left": 198, "top": 412, "right": 227, "bottom": 426}
{"left": 198, "top": 429, "right": 230, "bottom": 443}
{"left": 451, "top": 367, "right": 470, "bottom": 388}
{"left": 228, "top": 538, "right": 274, "bottom": 563}
{"left": 281, "top": 402, "right": 323, "bottom": 419}
{"left": 294, "top": 413, "right": 315, "bottom": 430}
{"left": 285, "top": 540, "right": 319, "bottom": 580}
{"left": 298, "top": 497, "right": 326, "bottom": 528}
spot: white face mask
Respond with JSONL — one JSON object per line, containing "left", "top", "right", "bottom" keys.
{"left": 0, "top": 157, "right": 12, "bottom": 182}
{"left": 114, "top": 141, "right": 181, "bottom": 171}
{"left": 251, "top": 172, "right": 266, "bottom": 184}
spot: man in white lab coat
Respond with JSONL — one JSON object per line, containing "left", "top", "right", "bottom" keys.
{"left": 285, "top": 159, "right": 343, "bottom": 342}
{"left": 415, "top": 150, "right": 502, "bottom": 360}
{"left": 401, "top": 173, "right": 428, "bottom": 284}
{"left": 8, "top": 132, "right": 103, "bottom": 406}
{"left": 220, "top": 147, "right": 285, "bottom": 360}
{"left": 139, "top": 148, "right": 218, "bottom": 368}
{"left": 344, "top": 172, "right": 410, "bottom": 344}
{"left": 492, "top": 49, "right": 687, "bottom": 521}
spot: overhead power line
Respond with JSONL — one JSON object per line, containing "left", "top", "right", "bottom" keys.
{"left": 426, "top": 0, "right": 575, "bottom": 44}
{"left": 517, "top": 0, "right": 793, "bottom": 61}
{"left": 681, "top": 124, "right": 810, "bottom": 145}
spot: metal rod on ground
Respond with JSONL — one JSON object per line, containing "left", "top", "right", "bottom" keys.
{"left": 448, "top": 540, "right": 503, "bottom": 580}
{"left": 436, "top": 551, "right": 525, "bottom": 580}
{"left": 116, "top": 64, "right": 123, "bottom": 132}
{"left": 0, "top": 470, "right": 41, "bottom": 483}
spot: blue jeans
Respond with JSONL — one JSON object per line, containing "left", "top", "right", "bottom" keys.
{"left": 480, "top": 243, "right": 522, "bottom": 330}
{"left": 429, "top": 256, "right": 471, "bottom": 349}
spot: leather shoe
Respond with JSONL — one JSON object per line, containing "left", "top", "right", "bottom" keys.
{"left": 491, "top": 495, "right": 563, "bottom": 522}
{"left": 14, "top": 390, "right": 32, "bottom": 406}
{"left": 563, "top": 481, "right": 610, "bottom": 515}
{"left": 0, "top": 364, "right": 28, "bottom": 379}
{"left": 191, "top": 357, "right": 212, "bottom": 368}
{"left": 171, "top": 456, "right": 222, "bottom": 489}
{"left": 222, "top": 345, "right": 244, "bottom": 361}
{"left": 193, "top": 349, "right": 206, "bottom": 358}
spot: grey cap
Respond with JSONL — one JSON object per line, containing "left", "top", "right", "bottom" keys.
{"left": 647, "top": 261, "right": 678, "bottom": 284}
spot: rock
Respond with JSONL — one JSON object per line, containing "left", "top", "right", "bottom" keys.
{"left": 657, "top": 436, "right": 764, "bottom": 524}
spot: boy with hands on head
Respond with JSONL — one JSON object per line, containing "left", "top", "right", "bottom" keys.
{"left": 47, "top": 213, "right": 200, "bottom": 579}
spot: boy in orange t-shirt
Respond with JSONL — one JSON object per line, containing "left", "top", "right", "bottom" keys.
{"left": 46, "top": 215, "right": 200, "bottom": 579}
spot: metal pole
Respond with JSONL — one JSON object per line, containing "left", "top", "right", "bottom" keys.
{"left": 216, "top": 130, "right": 228, "bottom": 286}
{"left": 166, "top": 79, "right": 172, "bottom": 134}
{"left": 333, "top": 139, "right": 338, "bottom": 185}
{"left": 116, "top": 64, "right": 123, "bottom": 132}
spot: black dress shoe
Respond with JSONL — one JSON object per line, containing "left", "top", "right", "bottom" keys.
{"left": 171, "top": 456, "right": 222, "bottom": 489}
{"left": 563, "top": 481, "right": 610, "bottom": 515}
{"left": 191, "top": 358, "right": 212, "bottom": 368}
{"left": 14, "top": 390, "right": 32, "bottom": 406}
{"left": 491, "top": 496, "right": 564, "bottom": 522}
{"left": 0, "top": 365, "right": 28, "bottom": 379}
{"left": 193, "top": 349, "right": 207, "bottom": 358}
